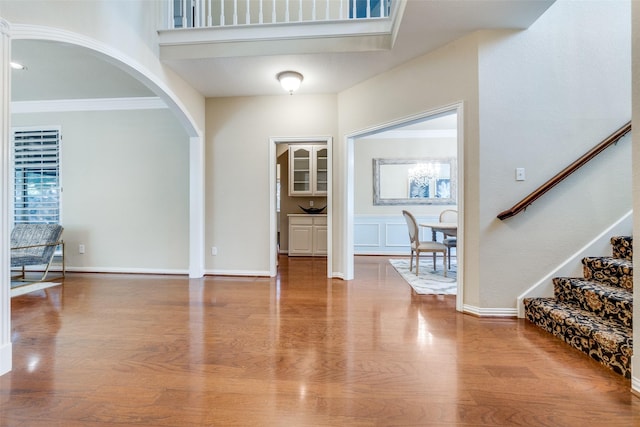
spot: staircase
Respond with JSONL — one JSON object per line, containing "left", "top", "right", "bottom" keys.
{"left": 523, "top": 236, "right": 633, "bottom": 378}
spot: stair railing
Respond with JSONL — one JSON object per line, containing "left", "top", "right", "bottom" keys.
{"left": 497, "top": 121, "right": 632, "bottom": 221}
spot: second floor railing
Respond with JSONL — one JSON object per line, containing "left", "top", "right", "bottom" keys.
{"left": 169, "top": 0, "right": 392, "bottom": 29}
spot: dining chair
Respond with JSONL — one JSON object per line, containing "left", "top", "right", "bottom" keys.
{"left": 402, "top": 210, "right": 447, "bottom": 277}
{"left": 439, "top": 209, "right": 458, "bottom": 269}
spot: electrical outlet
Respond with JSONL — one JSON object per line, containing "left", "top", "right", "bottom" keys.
{"left": 211, "top": 246, "right": 218, "bottom": 256}
{"left": 515, "top": 168, "right": 526, "bottom": 181}
{"left": 79, "top": 244, "right": 85, "bottom": 254}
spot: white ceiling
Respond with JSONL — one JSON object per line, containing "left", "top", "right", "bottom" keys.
{"left": 10, "top": 0, "right": 554, "bottom": 101}
{"left": 161, "top": 0, "right": 555, "bottom": 97}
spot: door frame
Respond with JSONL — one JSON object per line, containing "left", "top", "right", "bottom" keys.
{"left": 269, "top": 136, "right": 333, "bottom": 278}
{"left": 344, "top": 102, "right": 464, "bottom": 311}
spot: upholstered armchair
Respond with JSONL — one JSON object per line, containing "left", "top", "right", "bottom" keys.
{"left": 11, "top": 223, "right": 65, "bottom": 282}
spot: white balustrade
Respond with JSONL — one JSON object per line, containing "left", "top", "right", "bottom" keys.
{"left": 168, "top": 0, "right": 390, "bottom": 29}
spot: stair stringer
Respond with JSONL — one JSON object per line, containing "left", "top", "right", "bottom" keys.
{"left": 516, "top": 210, "right": 632, "bottom": 318}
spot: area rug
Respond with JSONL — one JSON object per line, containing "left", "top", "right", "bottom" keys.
{"left": 389, "top": 259, "right": 457, "bottom": 295}
{"left": 11, "top": 281, "right": 61, "bottom": 297}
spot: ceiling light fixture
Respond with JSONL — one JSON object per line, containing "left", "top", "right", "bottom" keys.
{"left": 10, "top": 62, "right": 26, "bottom": 70}
{"left": 277, "top": 71, "right": 303, "bottom": 94}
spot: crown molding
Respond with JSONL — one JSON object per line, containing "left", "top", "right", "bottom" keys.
{"left": 11, "top": 96, "right": 167, "bottom": 114}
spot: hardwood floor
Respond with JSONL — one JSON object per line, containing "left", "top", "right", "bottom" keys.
{"left": 1, "top": 256, "right": 639, "bottom": 426}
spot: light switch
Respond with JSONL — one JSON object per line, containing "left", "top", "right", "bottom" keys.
{"left": 515, "top": 168, "right": 526, "bottom": 181}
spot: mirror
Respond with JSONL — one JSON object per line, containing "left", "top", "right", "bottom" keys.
{"left": 373, "top": 158, "right": 456, "bottom": 205}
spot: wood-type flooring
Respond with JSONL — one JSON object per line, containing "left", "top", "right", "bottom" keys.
{"left": 1, "top": 256, "right": 639, "bottom": 426}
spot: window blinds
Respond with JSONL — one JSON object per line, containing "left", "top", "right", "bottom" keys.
{"left": 13, "top": 128, "right": 61, "bottom": 224}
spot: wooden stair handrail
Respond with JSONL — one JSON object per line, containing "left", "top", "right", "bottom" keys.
{"left": 497, "top": 121, "right": 632, "bottom": 221}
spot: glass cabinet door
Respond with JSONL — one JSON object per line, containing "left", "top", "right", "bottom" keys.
{"left": 289, "top": 144, "right": 328, "bottom": 196}
{"left": 290, "top": 147, "right": 311, "bottom": 194}
{"left": 314, "top": 147, "right": 328, "bottom": 194}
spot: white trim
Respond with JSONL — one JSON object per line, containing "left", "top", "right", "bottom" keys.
{"left": 0, "top": 17, "right": 12, "bottom": 376}
{"left": 269, "top": 138, "right": 277, "bottom": 277}
{"left": 189, "top": 136, "right": 205, "bottom": 278}
{"left": 516, "top": 210, "right": 633, "bottom": 318}
{"left": 11, "top": 97, "right": 167, "bottom": 114}
{"left": 206, "top": 269, "right": 271, "bottom": 277}
{"left": 0, "top": 342, "right": 10, "bottom": 376}
{"left": 64, "top": 266, "right": 189, "bottom": 275}
{"left": 10, "top": 281, "right": 60, "bottom": 297}
{"left": 463, "top": 305, "right": 518, "bottom": 318}
{"left": 455, "top": 103, "right": 464, "bottom": 313}
{"left": 632, "top": 355, "right": 640, "bottom": 394}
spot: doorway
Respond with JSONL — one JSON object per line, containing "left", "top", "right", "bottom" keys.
{"left": 269, "top": 137, "right": 333, "bottom": 278}
{"left": 346, "top": 103, "right": 464, "bottom": 311}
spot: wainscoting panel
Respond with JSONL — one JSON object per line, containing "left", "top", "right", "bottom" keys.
{"left": 354, "top": 214, "right": 440, "bottom": 255}
{"left": 354, "top": 223, "right": 381, "bottom": 247}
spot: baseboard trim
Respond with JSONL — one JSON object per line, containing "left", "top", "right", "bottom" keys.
{"left": 64, "top": 266, "right": 189, "bottom": 275}
{"left": 0, "top": 342, "right": 12, "bottom": 376}
{"left": 205, "top": 269, "right": 272, "bottom": 277}
{"left": 463, "top": 304, "right": 518, "bottom": 317}
{"left": 11, "top": 281, "right": 61, "bottom": 297}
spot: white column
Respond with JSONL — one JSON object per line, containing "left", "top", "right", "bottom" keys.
{"left": 189, "top": 136, "right": 205, "bottom": 278}
{"left": 0, "top": 17, "right": 12, "bottom": 376}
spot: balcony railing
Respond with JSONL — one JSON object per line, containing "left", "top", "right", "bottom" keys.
{"left": 169, "top": 0, "right": 392, "bottom": 29}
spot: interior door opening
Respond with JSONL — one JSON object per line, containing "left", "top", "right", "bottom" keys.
{"left": 269, "top": 137, "right": 333, "bottom": 278}
{"left": 346, "top": 103, "right": 464, "bottom": 311}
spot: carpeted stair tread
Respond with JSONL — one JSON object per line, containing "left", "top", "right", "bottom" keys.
{"left": 553, "top": 277, "right": 632, "bottom": 328}
{"left": 524, "top": 236, "right": 633, "bottom": 378}
{"left": 582, "top": 256, "right": 633, "bottom": 290}
{"left": 523, "top": 297, "right": 631, "bottom": 378}
{"left": 611, "top": 236, "right": 633, "bottom": 261}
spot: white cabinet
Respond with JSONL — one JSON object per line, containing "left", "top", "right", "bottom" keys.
{"left": 289, "top": 145, "right": 328, "bottom": 196}
{"left": 288, "top": 214, "right": 327, "bottom": 256}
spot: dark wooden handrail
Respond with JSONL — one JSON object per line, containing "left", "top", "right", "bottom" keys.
{"left": 497, "top": 121, "right": 632, "bottom": 220}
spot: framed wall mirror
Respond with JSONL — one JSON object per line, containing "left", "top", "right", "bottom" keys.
{"left": 373, "top": 158, "right": 457, "bottom": 205}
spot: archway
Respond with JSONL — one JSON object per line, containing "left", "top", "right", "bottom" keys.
{"left": 8, "top": 25, "right": 205, "bottom": 279}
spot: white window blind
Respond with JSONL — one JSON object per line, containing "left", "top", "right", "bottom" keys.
{"left": 12, "top": 127, "right": 61, "bottom": 224}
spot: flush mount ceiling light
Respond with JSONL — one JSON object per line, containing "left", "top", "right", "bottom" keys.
{"left": 277, "top": 71, "right": 303, "bottom": 94}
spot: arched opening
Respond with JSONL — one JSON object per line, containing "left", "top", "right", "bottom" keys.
{"left": 8, "top": 27, "right": 205, "bottom": 278}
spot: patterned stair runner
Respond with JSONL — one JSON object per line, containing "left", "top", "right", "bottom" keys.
{"left": 523, "top": 236, "right": 633, "bottom": 378}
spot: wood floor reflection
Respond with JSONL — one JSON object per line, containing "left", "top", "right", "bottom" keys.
{"left": 2, "top": 256, "right": 639, "bottom": 426}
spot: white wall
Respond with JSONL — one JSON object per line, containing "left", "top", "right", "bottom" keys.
{"left": 337, "top": 0, "right": 631, "bottom": 311}
{"left": 205, "top": 95, "right": 337, "bottom": 275}
{"left": 12, "top": 108, "right": 190, "bottom": 272}
{"left": 337, "top": 33, "right": 481, "bottom": 293}
{"left": 476, "top": 0, "right": 631, "bottom": 308}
